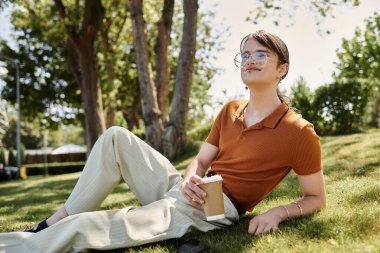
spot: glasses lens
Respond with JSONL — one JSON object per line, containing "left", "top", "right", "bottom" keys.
{"left": 234, "top": 52, "right": 268, "bottom": 68}
{"left": 253, "top": 52, "right": 267, "bottom": 66}
{"left": 234, "top": 53, "right": 242, "bottom": 68}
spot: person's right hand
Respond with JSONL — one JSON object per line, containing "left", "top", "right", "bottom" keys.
{"left": 180, "top": 174, "right": 207, "bottom": 207}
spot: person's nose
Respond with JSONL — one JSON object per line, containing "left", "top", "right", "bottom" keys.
{"left": 243, "top": 57, "right": 255, "bottom": 68}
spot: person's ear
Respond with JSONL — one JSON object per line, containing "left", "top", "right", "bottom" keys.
{"left": 277, "top": 63, "right": 288, "bottom": 79}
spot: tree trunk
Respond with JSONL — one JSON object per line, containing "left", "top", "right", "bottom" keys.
{"left": 100, "top": 12, "right": 129, "bottom": 128}
{"left": 163, "top": 0, "right": 198, "bottom": 159}
{"left": 154, "top": 0, "right": 174, "bottom": 125}
{"left": 124, "top": 84, "right": 141, "bottom": 131}
{"left": 100, "top": 31, "right": 117, "bottom": 128}
{"left": 129, "top": 0, "right": 163, "bottom": 151}
{"left": 54, "top": 0, "right": 106, "bottom": 151}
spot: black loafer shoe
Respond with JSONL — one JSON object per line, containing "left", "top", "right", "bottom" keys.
{"left": 24, "top": 219, "right": 49, "bottom": 233}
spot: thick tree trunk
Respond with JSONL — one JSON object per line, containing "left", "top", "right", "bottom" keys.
{"left": 54, "top": 0, "right": 106, "bottom": 150}
{"left": 129, "top": 0, "right": 163, "bottom": 151}
{"left": 78, "top": 37, "right": 106, "bottom": 148}
{"left": 163, "top": 0, "right": 198, "bottom": 159}
{"left": 154, "top": 0, "right": 174, "bottom": 125}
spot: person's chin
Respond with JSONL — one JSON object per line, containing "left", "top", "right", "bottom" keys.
{"left": 242, "top": 78, "right": 264, "bottom": 87}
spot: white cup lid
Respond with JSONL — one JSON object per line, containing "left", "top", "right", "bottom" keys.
{"left": 202, "top": 175, "right": 223, "bottom": 183}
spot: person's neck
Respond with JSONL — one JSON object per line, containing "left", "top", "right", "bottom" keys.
{"left": 245, "top": 89, "right": 282, "bottom": 118}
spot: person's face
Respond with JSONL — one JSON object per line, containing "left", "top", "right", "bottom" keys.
{"left": 240, "top": 38, "right": 287, "bottom": 89}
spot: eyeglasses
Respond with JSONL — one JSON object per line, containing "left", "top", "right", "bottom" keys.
{"left": 234, "top": 51, "right": 272, "bottom": 68}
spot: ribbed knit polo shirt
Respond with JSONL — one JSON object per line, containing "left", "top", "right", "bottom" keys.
{"left": 206, "top": 99, "right": 322, "bottom": 212}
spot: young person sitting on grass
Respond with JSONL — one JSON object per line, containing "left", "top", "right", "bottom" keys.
{"left": 0, "top": 30, "right": 326, "bottom": 253}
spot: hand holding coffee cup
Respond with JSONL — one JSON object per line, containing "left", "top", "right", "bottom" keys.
{"left": 180, "top": 174, "right": 207, "bottom": 207}
{"left": 198, "top": 175, "right": 225, "bottom": 221}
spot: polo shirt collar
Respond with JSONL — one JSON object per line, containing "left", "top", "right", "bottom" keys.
{"left": 234, "top": 101, "right": 289, "bottom": 129}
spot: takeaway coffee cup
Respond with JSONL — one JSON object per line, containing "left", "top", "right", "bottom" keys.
{"left": 199, "top": 175, "right": 224, "bottom": 221}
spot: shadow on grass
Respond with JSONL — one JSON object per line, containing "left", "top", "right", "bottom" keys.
{"left": 0, "top": 177, "right": 78, "bottom": 195}
{"left": 272, "top": 203, "right": 379, "bottom": 242}
{"left": 349, "top": 185, "right": 380, "bottom": 205}
{"left": 0, "top": 177, "right": 135, "bottom": 224}
{"left": 322, "top": 140, "right": 359, "bottom": 155}
{"left": 90, "top": 218, "right": 254, "bottom": 253}
{"left": 323, "top": 160, "right": 380, "bottom": 181}
{"left": 264, "top": 173, "right": 302, "bottom": 201}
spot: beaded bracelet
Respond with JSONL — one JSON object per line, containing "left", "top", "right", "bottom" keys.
{"left": 281, "top": 205, "right": 290, "bottom": 220}
{"left": 292, "top": 201, "right": 303, "bottom": 216}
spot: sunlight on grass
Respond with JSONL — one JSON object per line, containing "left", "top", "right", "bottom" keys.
{"left": 0, "top": 129, "right": 379, "bottom": 252}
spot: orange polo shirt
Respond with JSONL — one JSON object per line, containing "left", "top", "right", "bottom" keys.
{"left": 206, "top": 99, "right": 322, "bottom": 212}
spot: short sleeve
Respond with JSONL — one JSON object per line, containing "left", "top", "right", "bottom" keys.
{"left": 291, "top": 124, "right": 322, "bottom": 175}
{"left": 205, "top": 105, "right": 226, "bottom": 147}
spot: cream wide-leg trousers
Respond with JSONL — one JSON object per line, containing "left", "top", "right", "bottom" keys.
{"left": 0, "top": 126, "right": 239, "bottom": 253}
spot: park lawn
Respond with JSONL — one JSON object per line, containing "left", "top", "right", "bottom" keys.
{"left": 0, "top": 129, "right": 379, "bottom": 253}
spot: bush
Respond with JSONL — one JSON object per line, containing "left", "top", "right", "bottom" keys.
{"left": 25, "top": 162, "right": 85, "bottom": 176}
{"left": 313, "top": 78, "right": 374, "bottom": 135}
{"left": 187, "top": 122, "right": 212, "bottom": 142}
{"left": 7, "top": 148, "right": 16, "bottom": 167}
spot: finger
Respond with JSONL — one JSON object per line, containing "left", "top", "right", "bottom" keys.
{"left": 188, "top": 181, "right": 207, "bottom": 199}
{"left": 248, "top": 220, "right": 258, "bottom": 235}
{"left": 271, "top": 226, "right": 279, "bottom": 233}
{"left": 261, "top": 225, "right": 273, "bottom": 234}
{"left": 184, "top": 187, "right": 204, "bottom": 204}
{"left": 183, "top": 193, "right": 202, "bottom": 207}
{"left": 189, "top": 176, "right": 207, "bottom": 198}
{"left": 190, "top": 175, "right": 205, "bottom": 185}
{"left": 254, "top": 224, "right": 265, "bottom": 236}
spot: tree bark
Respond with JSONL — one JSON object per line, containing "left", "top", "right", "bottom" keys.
{"left": 163, "top": 0, "right": 198, "bottom": 159}
{"left": 54, "top": 0, "right": 106, "bottom": 151}
{"left": 124, "top": 85, "right": 141, "bottom": 131}
{"left": 100, "top": 11, "right": 129, "bottom": 128}
{"left": 154, "top": 0, "right": 174, "bottom": 125}
{"left": 100, "top": 30, "right": 117, "bottom": 128}
{"left": 129, "top": 0, "right": 163, "bottom": 151}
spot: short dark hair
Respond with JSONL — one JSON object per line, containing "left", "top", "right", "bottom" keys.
{"left": 240, "top": 30, "right": 290, "bottom": 79}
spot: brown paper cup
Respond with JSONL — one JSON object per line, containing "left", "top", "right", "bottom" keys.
{"left": 199, "top": 175, "right": 224, "bottom": 221}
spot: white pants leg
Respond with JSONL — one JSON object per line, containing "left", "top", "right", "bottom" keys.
{"left": 0, "top": 127, "right": 239, "bottom": 253}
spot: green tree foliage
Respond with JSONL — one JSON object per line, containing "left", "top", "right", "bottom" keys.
{"left": 290, "top": 13, "right": 379, "bottom": 135}
{"left": 290, "top": 78, "right": 374, "bottom": 135}
{"left": 0, "top": 1, "right": 224, "bottom": 144}
{"left": 290, "top": 77, "right": 315, "bottom": 123}
{"left": 2, "top": 116, "right": 43, "bottom": 149}
{"left": 48, "top": 124, "right": 85, "bottom": 148}
{"left": 312, "top": 79, "right": 374, "bottom": 134}
{"left": 0, "top": 1, "right": 82, "bottom": 129}
{"left": 334, "top": 12, "right": 380, "bottom": 127}
{"left": 334, "top": 12, "right": 380, "bottom": 83}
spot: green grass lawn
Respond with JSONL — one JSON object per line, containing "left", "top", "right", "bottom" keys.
{"left": 1, "top": 129, "right": 379, "bottom": 252}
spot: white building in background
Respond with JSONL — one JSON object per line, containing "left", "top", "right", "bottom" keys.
{"left": 51, "top": 144, "right": 86, "bottom": 155}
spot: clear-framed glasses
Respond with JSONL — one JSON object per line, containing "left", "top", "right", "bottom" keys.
{"left": 234, "top": 51, "right": 269, "bottom": 68}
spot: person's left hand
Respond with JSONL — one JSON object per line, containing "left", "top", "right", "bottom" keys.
{"left": 248, "top": 207, "right": 284, "bottom": 235}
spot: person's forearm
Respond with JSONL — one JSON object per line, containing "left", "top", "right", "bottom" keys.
{"left": 183, "top": 158, "right": 207, "bottom": 181}
{"left": 269, "top": 195, "right": 326, "bottom": 222}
